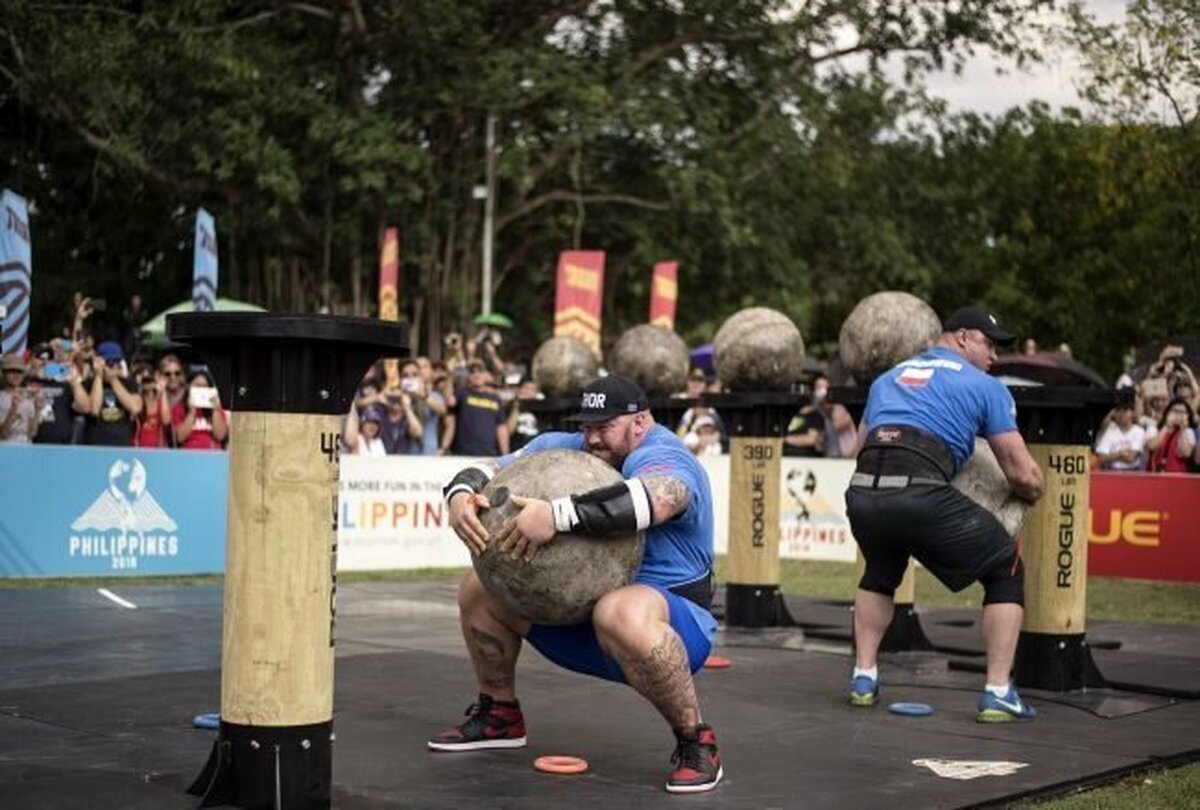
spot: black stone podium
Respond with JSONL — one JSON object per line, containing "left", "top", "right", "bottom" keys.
{"left": 168, "top": 313, "right": 408, "bottom": 809}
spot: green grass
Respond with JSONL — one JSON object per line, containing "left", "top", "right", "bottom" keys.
{"left": 1019, "top": 761, "right": 1200, "bottom": 809}
{"left": 722, "top": 558, "right": 1200, "bottom": 626}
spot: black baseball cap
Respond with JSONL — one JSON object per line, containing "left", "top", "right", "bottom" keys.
{"left": 563, "top": 375, "right": 650, "bottom": 424}
{"left": 943, "top": 306, "right": 1016, "bottom": 345}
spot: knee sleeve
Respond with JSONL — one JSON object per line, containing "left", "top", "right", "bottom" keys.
{"left": 980, "top": 553, "right": 1024, "bottom": 606}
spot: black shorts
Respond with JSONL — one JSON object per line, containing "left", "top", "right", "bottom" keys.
{"left": 846, "top": 484, "right": 1015, "bottom": 593}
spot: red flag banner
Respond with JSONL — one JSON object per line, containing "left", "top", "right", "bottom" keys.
{"left": 379, "top": 228, "right": 401, "bottom": 389}
{"left": 553, "top": 250, "right": 605, "bottom": 357}
{"left": 379, "top": 228, "right": 400, "bottom": 322}
{"left": 649, "top": 261, "right": 678, "bottom": 330}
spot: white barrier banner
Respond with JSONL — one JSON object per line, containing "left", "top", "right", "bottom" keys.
{"left": 778, "top": 458, "right": 857, "bottom": 563}
{"left": 337, "top": 454, "right": 858, "bottom": 571}
{"left": 338, "top": 455, "right": 473, "bottom": 570}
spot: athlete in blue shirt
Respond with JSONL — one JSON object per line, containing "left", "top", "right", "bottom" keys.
{"left": 429, "top": 375, "right": 723, "bottom": 794}
{"left": 846, "top": 306, "right": 1044, "bottom": 722}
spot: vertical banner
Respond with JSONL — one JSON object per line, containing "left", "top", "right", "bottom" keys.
{"left": 378, "top": 228, "right": 400, "bottom": 322}
{"left": 378, "top": 227, "right": 401, "bottom": 389}
{"left": 649, "top": 261, "right": 678, "bottom": 330}
{"left": 192, "top": 208, "right": 218, "bottom": 312}
{"left": 0, "top": 189, "right": 32, "bottom": 355}
{"left": 553, "top": 250, "right": 605, "bottom": 358}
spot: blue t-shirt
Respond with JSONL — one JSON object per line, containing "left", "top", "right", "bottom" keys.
{"left": 863, "top": 346, "right": 1017, "bottom": 469}
{"left": 498, "top": 424, "right": 714, "bottom": 589}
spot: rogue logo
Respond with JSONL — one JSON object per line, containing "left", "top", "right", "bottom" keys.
{"left": 1056, "top": 492, "right": 1075, "bottom": 588}
{"left": 750, "top": 473, "right": 766, "bottom": 547}
{"left": 1089, "top": 509, "right": 1163, "bottom": 547}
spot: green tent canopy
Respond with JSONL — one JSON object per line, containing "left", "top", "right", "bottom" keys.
{"left": 140, "top": 297, "right": 267, "bottom": 347}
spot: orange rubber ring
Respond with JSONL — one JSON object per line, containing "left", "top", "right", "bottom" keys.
{"left": 533, "top": 755, "right": 589, "bottom": 775}
{"left": 704, "top": 655, "right": 733, "bottom": 669}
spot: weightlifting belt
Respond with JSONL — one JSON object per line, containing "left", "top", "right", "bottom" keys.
{"left": 849, "top": 472, "right": 947, "bottom": 489}
{"left": 668, "top": 570, "right": 714, "bottom": 610}
{"left": 855, "top": 424, "right": 956, "bottom": 483}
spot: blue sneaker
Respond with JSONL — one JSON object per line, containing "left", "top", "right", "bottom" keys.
{"left": 849, "top": 675, "right": 879, "bottom": 707}
{"left": 976, "top": 685, "right": 1036, "bottom": 723}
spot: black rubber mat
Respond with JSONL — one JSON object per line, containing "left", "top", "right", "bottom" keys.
{"left": 0, "top": 583, "right": 1197, "bottom": 809}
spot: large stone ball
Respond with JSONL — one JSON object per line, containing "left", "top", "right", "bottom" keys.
{"left": 608, "top": 325, "right": 690, "bottom": 397}
{"left": 838, "top": 292, "right": 941, "bottom": 384}
{"left": 531, "top": 337, "right": 599, "bottom": 397}
{"left": 952, "top": 439, "right": 1029, "bottom": 538}
{"left": 713, "top": 307, "right": 805, "bottom": 392}
{"left": 475, "top": 450, "right": 645, "bottom": 625}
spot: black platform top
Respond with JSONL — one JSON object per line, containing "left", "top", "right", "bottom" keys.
{"left": 165, "top": 312, "right": 409, "bottom": 415}
{"left": 167, "top": 312, "right": 406, "bottom": 350}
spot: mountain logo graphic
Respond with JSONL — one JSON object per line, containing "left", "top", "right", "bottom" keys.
{"left": 71, "top": 459, "right": 178, "bottom": 534}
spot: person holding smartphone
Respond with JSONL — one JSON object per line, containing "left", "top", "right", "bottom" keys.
{"left": 171, "top": 368, "right": 228, "bottom": 450}
{"left": 132, "top": 372, "right": 171, "bottom": 448}
{"left": 83, "top": 341, "right": 141, "bottom": 446}
{"left": 1146, "top": 397, "right": 1197, "bottom": 473}
{"left": 0, "top": 354, "right": 40, "bottom": 444}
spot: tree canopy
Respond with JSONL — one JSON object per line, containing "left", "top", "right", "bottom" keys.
{"left": 1, "top": 0, "right": 1196, "bottom": 378}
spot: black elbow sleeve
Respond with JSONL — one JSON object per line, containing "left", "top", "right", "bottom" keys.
{"left": 551, "top": 479, "right": 653, "bottom": 535}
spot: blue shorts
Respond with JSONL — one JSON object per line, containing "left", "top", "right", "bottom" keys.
{"left": 525, "top": 583, "right": 718, "bottom": 684}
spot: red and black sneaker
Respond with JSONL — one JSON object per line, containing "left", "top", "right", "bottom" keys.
{"left": 666, "top": 724, "right": 723, "bottom": 794}
{"left": 427, "top": 694, "right": 527, "bottom": 752}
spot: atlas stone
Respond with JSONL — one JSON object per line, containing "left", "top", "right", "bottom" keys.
{"left": 839, "top": 292, "right": 942, "bottom": 383}
{"left": 609, "top": 324, "right": 690, "bottom": 397}
{"left": 531, "top": 336, "right": 600, "bottom": 397}
{"left": 953, "top": 439, "right": 1030, "bottom": 537}
{"left": 475, "top": 450, "right": 645, "bottom": 625}
{"left": 713, "top": 307, "right": 806, "bottom": 392}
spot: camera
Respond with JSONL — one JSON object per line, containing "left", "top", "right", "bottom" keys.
{"left": 90, "top": 298, "right": 108, "bottom": 313}
{"left": 401, "top": 377, "right": 421, "bottom": 394}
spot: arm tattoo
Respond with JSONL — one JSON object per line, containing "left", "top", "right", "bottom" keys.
{"left": 640, "top": 475, "right": 691, "bottom": 523}
{"left": 616, "top": 627, "right": 700, "bottom": 734}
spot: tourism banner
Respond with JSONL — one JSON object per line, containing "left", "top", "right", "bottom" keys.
{"left": 552, "top": 250, "right": 605, "bottom": 358}
{"left": 192, "top": 207, "right": 218, "bottom": 311}
{"left": 0, "top": 189, "right": 32, "bottom": 355}
{"left": 0, "top": 445, "right": 227, "bottom": 577}
{"left": 649, "top": 261, "right": 678, "bottom": 330}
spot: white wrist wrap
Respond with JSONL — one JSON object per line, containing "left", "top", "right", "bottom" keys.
{"left": 551, "top": 496, "right": 580, "bottom": 533}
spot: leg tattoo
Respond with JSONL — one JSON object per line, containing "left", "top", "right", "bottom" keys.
{"left": 469, "top": 626, "right": 515, "bottom": 692}
{"left": 617, "top": 627, "right": 700, "bottom": 734}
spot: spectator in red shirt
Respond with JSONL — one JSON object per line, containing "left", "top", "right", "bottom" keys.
{"left": 172, "top": 368, "right": 229, "bottom": 450}
{"left": 132, "top": 371, "right": 170, "bottom": 448}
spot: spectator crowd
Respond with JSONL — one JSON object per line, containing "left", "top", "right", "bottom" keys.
{"left": 3, "top": 291, "right": 1198, "bottom": 475}
{"left": 1, "top": 295, "right": 229, "bottom": 450}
